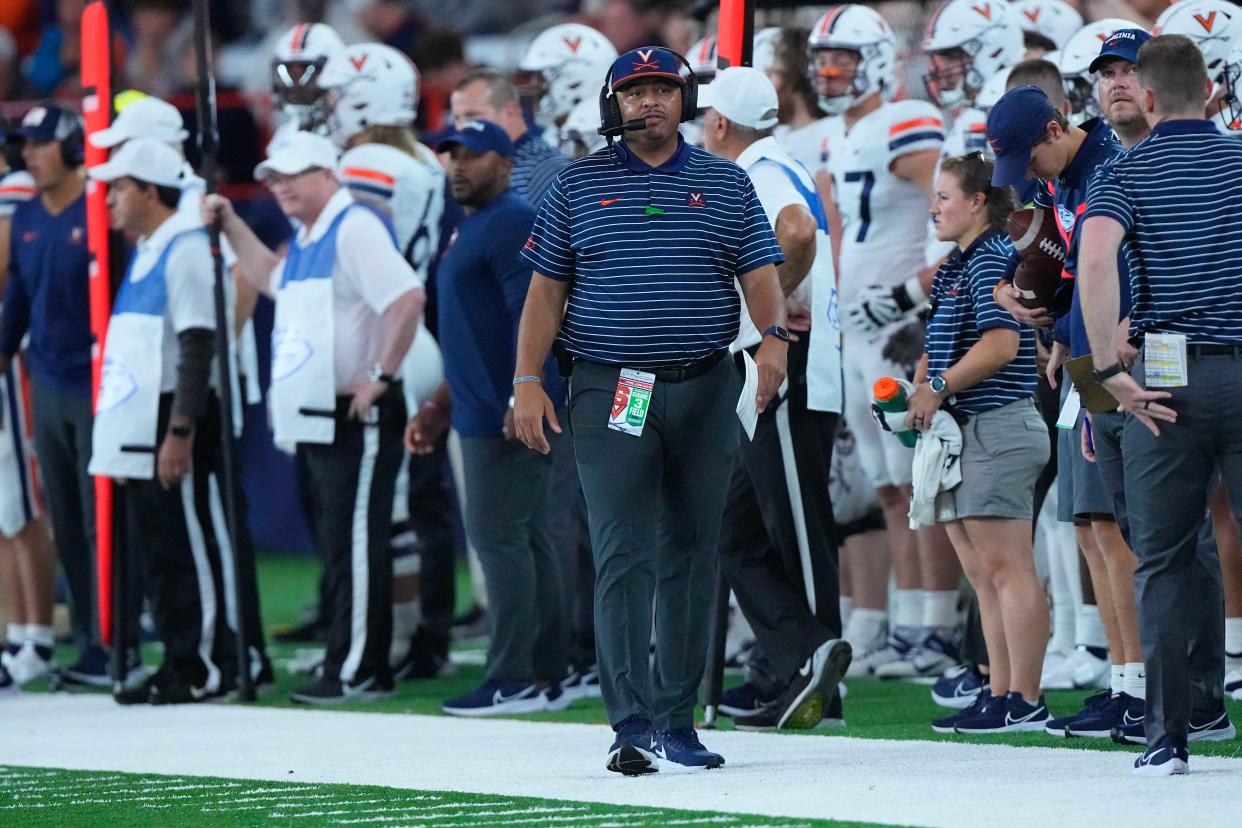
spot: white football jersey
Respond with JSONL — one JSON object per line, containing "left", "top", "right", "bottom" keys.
{"left": 828, "top": 100, "right": 945, "bottom": 307}
{"left": 940, "top": 105, "right": 990, "bottom": 159}
{"left": 775, "top": 116, "right": 844, "bottom": 178}
{"left": 337, "top": 141, "right": 445, "bottom": 282}
{"left": 0, "top": 170, "right": 35, "bottom": 218}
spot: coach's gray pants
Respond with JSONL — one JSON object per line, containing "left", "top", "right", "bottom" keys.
{"left": 1123, "top": 354, "right": 1242, "bottom": 745}
{"left": 459, "top": 434, "right": 566, "bottom": 683}
{"left": 570, "top": 357, "right": 740, "bottom": 730}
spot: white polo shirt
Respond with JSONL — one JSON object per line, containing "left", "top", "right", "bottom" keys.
{"left": 268, "top": 188, "right": 421, "bottom": 392}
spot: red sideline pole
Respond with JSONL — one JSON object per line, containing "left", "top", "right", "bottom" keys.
{"left": 716, "top": 0, "right": 756, "bottom": 69}
{"left": 81, "top": 0, "right": 113, "bottom": 646}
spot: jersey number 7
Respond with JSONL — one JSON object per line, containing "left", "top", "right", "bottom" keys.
{"left": 843, "top": 170, "right": 875, "bottom": 243}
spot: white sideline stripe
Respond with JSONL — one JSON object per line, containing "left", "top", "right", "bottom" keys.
{"left": 4, "top": 695, "right": 1242, "bottom": 827}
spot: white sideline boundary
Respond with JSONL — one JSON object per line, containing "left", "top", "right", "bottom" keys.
{"left": 3, "top": 694, "right": 1242, "bottom": 827}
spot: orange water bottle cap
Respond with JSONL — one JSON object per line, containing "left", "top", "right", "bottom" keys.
{"left": 873, "top": 376, "right": 900, "bottom": 402}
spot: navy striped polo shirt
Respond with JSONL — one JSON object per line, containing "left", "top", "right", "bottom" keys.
{"left": 926, "top": 228, "right": 1037, "bottom": 414}
{"left": 1084, "top": 119, "right": 1242, "bottom": 346}
{"left": 521, "top": 136, "right": 785, "bottom": 368}
{"left": 511, "top": 130, "right": 569, "bottom": 208}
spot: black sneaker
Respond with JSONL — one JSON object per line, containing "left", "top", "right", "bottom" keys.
{"left": 0, "top": 662, "right": 17, "bottom": 697}
{"left": 393, "top": 627, "right": 454, "bottom": 681}
{"left": 933, "top": 688, "right": 992, "bottom": 733}
{"left": 114, "top": 666, "right": 185, "bottom": 706}
{"left": 290, "top": 675, "right": 395, "bottom": 705}
{"left": 606, "top": 715, "right": 657, "bottom": 776}
{"left": 62, "top": 645, "right": 111, "bottom": 688}
{"left": 735, "top": 640, "right": 852, "bottom": 732}
{"left": 718, "top": 682, "right": 772, "bottom": 718}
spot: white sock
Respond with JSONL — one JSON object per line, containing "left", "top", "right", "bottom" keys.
{"left": 839, "top": 596, "right": 854, "bottom": 629}
{"left": 893, "top": 589, "right": 924, "bottom": 632}
{"left": 1226, "top": 617, "right": 1242, "bottom": 664}
{"left": 27, "top": 625, "right": 54, "bottom": 649}
{"left": 6, "top": 624, "right": 24, "bottom": 647}
{"left": 1076, "top": 605, "right": 1108, "bottom": 650}
{"left": 1125, "top": 661, "right": 1146, "bottom": 700}
{"left": 1111, "top": 665, "right": 1125, "bottom": 696}
{"left": 845, "top": 608, "right": 887, "bottom": 651}
{"left": 922, "top": 590, "right": 959, "bottom": 632}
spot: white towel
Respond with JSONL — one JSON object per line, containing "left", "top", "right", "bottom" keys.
{"left": 908, "top": 410, "right": 963, "bottom": 529}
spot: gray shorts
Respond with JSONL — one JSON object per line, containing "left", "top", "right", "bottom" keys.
{"left": 1053, "top": 385, "right": 1115, "bottom": 522}
{"left": 949, "top": 397, "right": 1050, "bottom": 521}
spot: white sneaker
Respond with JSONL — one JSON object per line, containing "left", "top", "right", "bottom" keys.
{"left": 7, "top": 642, "right": 53, "bottom": 686}
{"left": 1042, "top": 647, "right": 1108, "bottom": 690}
{"left": 1040, "top": 648, "right": 1069, "bottom": 687}
{"left": 873, "top": 633, "right": 958, "bottom": 680}
{"left": 1225, "top": 667, "right": 1242, "bottom": 702}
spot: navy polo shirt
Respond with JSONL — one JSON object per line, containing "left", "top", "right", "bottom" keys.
{"left": 926, "top": 229, "right": 1037, "bottom": 414}
{"left": 1085, "top": 119, "right": 1242, "bottom": 346}
{"left": 437, "top": 189, "right": 564, "bottom": 438}
{"left": 1032, "top": 117, "right": 1131, "bottom": 358}
{"left": 0, "top": 193, "right": 92, "bottom": 397}
{"left": 521, "top": 136, "right": 784, "bottom": 368}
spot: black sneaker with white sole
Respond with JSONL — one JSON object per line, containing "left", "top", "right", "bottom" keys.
{"left": 290, "top": 675, "right": 394, "bottom": 705}
{"left": 735, "top": 639, "right": 852, "bottom": 732}
{"left": 606, "top": 715, "right": 658, "bottom": 776}
{"left": 1133, "top": 736, "right": 1189, "bottom": 777}
{"left": 1188, "top": 707, "right": 1236, "bottom": 742}
{"left": 717, "top": 682, "right": 772, "bottom": 718}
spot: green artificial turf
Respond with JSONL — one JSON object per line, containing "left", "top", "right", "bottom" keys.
{"left": 0, "top": 766, "right": 882, "bottom": 828}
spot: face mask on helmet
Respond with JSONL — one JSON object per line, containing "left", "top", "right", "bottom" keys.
{"left": 273, "top": 57, "right": 333, "bottom": 129}
{"left": 925, "top": 46, "right": 981, "bottom": 108}
{"left": 1222, "top": 60, "right": 1242, "bottom": 131}
{"left": 808, "top": 48, "right": 866, "bottom": 116}
{"left": 1064, "top": 75, "right": 1100, "bottom": 124}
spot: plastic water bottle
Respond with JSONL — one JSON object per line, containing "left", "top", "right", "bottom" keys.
{"left": 872, "top": 377, "right": 919, "bottom": 448}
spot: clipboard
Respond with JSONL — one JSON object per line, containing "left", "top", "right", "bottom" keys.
{"left": 1063, "top": 355, "right": 1120, "bottom": 415}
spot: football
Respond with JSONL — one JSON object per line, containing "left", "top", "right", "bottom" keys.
{"left": 1012, "top": 255, "right": 1063, "bottom": 310}
{"left": 1007, "top": 207, "right": 1067, "bottom": 262}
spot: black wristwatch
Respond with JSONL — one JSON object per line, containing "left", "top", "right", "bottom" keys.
{"left": 369, "top": 363, "right": 395, "bottom": 386}
{"left": 1093, "top": 362, "right": 1125, "bottom": 383}
{"left": 762, "top": 325, "right": 791, "bottom": 343}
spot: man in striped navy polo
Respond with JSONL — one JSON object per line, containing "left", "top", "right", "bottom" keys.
{"left": 1080, "top": 34, "right": 1242, "bottom": 776}
{"left": 513, "top": 46, "right": 787, "bottom": 774}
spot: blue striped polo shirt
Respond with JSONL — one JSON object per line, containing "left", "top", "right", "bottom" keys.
{"left": 521, "top": 136, "right": 785, "bottom": 368}
{"left": 511, "top": 130, "right": 569, "bottom": 208}
{"left": 926, "top": 228, "right": 1037, "bottom": 414}
{"left": 1084, "top": 119, "right": 1242, "bottom": 346}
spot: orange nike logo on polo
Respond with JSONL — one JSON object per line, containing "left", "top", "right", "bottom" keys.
{"left": 600, "top": 197, "right": 625, "bottom": 206}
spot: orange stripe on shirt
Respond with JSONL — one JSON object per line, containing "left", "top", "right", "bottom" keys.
{"left": 889, "top": 117, "right": 943, "bottom": 135}
{"left": 341, "top": 167, "right": 396, "bottom": 186}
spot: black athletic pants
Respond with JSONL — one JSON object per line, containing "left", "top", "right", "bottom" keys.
{"left": 300, "top": 391, "right": 405, "bottom": 685}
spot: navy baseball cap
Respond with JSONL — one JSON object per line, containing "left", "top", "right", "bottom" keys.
{"left": 1088, "top": 28, "right": 1152, "bottom": 74}
{"left": 986, "top": 86, "right": 1057, "bottom": 188}
{"left": 14, "top": 103, "right": 82, "bottom": 143}
{"left": 436, "top": 119, "right": 513, "bottom": 158}
{"left": 609, "top": 47, "right": 686, "bottom": 91}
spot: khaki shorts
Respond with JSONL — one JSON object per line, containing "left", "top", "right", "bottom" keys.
{"left": 948, "top": 397, "right": 1050, "bottom": 522}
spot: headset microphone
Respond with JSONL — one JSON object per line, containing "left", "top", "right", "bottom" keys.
{"left": 597, "top": 118, "right": 648, "bottom": 138}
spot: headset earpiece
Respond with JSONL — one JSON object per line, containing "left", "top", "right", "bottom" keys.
{"left": 598, "top": 66, "right": 622, "bottom": 135}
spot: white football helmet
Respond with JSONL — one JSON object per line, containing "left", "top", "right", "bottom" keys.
{"left": 558, "top": 97, "right": 606, "bottom": 160}
{"left": 1058, "top": 19, "right": 1141, "bottom": 123}
{"left": 271, "top": 23, "right": 345, "bottom": 132}
{"left": 320, "top": 43, "right": 418, "bottom": 147}
{"left": 1011, "top": 0, "right": 1083, "bottom": 51}
{"left": 975, "top": 67, "right": 1011, "bottom": 111}
{"left": 518, "top": 23, "right": 618, "bottom": 129}
{"left": 923, "top": 0, "right": 1024, "bottom": 107}
{"left": 753, "top": 27, "right": 782, "bottom": 75}
{"left": 806, "top": 5, "right": 898, "bottom": 116}
{"left": 688, "top": 34, "right": 718, "bottom": 81}
{"left": 1155, "top": 0, "right": 1242, "bottom": 82}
